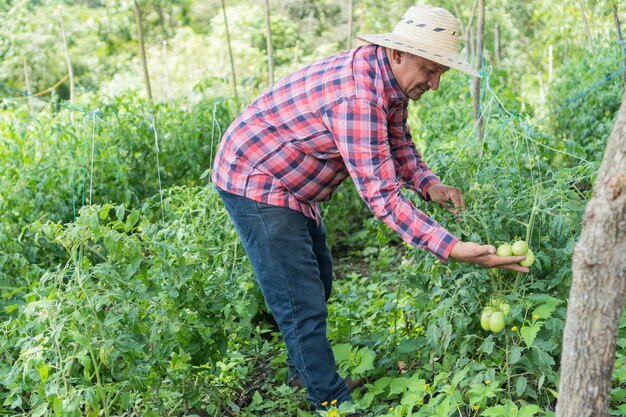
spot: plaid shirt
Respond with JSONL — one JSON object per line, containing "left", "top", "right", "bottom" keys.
{"left": 212, "top": 45, "right": 458, "bottom": 261}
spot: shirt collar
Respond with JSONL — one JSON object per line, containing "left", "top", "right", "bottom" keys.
{"left": 376, "top": 45, "right": 407, "bottom": 102}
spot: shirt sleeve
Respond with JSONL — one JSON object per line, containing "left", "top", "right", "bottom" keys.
{"left": 322, "top": 98, "right": 458, "bottom": 261}
{"left": 387, "top": 101, "right": 441, "bottom": 200}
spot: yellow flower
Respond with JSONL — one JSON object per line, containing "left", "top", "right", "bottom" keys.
{"left": 511, "top": 326, "right": 518, "bottom": 332}
{"left": 321, "top": 401, "right": 328, "bottom": 407}
{"left": 424, "top": 383, "right": 430, "bottom": 389}
{"left": 485, "top": 379, "right": 491, "bottom": 385}
{"left": 330, "top": 399, "right": 337, "bottom": 405}
{"left": 330, "top": 412, "right": 338, "bottom": 417}
{"left": 435, "top": 297, "right": 442, "bottom": 302}
{"left": 474, "top": 405, "right": 479, "bottom": 411}
{"left": 389, "top": 406, "right": 395, "bottom": 411}
{"left": 533, "top": 314, "right": 539, "bottom": 319}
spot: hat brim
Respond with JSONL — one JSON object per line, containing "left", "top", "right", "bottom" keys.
{"left": 357, "top": 33, "right": 481, "bottom": 78}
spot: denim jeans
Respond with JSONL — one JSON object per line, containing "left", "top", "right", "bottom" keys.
{"left": 215, "top": 187, "right": 352, "bottom": 409}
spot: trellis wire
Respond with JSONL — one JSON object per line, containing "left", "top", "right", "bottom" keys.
{"left": 0, "top": 62, "right": 624, "bottom": 220}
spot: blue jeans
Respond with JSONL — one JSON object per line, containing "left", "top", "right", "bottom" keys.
{"left": 215, "top": 187, "right": 352, "bottom": 409}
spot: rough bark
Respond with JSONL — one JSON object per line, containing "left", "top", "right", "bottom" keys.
{"left": 556, "top": 92, "right": 626, "bottom": 417}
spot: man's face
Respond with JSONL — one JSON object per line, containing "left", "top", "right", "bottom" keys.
{"left": 387, "top": 49, "right": 450, "bottom": 101}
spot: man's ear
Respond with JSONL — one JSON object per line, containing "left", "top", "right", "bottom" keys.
{"left": 388, "top": 48, "right": 406, "bottom": 65}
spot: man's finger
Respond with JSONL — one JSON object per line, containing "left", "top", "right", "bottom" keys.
{"left": 482, "top": 245, "right": 497, "bottom": 256}
{"left": 498, "top": 263, "right": 530, "bottom": 273}
{"left": 495, "top": 255, "right": 527, "bottom": 265}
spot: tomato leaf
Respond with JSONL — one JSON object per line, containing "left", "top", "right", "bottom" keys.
{"left": 520, "top": 321, "right": 543, "bottom": 347}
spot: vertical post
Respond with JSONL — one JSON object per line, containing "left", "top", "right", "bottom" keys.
{"left": 264, "top": 0, "right": 274, "bottom": 87}
{"left": 22, "top": 56, "right": 33, "bottom": 112}
{"left": 347, "top": 0, "right": 354, "bottom": 49}
{"left": 548, "top": 45, "right": 553, "bottom": 84}
{"left": 494, "top": 23, "right": 500, "bottom": 69}
{"left": 58, "top": 5, "right": 75, "bottom": 125}
{"left": 221, "top": 0, "right": 239, "bottom": 99}
{"left": 472, "top": 0, "right": 485, "bottom": 143}
{"left": 613, "top": 1, "right": 626, "bottom": 86}
{"left": 134, "top": 0, "right": 153, "bottom": 102}
{"left": 578, "top": 0, "right": 594, "bottom": 50}
{"left": 162, "top": 40, "right": 172, "bottom": 99}
{"left": 537, "top": 71, "right": 545, "bottom": 105}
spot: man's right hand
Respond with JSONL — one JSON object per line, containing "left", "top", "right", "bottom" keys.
{"left": 449, "top": 241, "right": 530, "bottom": 272}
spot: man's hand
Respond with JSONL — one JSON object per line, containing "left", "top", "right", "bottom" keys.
{"left": 428, "top": 184, "right": 465, "bottom": 214}
{"left": 450, "top": 241, "right": 530, "bottom": 272}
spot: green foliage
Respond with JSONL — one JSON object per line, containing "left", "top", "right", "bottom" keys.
{"left": 543, "top": 44, "right": 624, "bottom": 164}
{"left": 1, "top": 188, "right": 259, "bottom": 416}
{"left": 0, "top": 95, "right": 235, "bottom": 317}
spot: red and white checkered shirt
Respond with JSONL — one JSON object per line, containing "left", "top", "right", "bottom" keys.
{"left": 212, "top": 44, "right": 458, "bottom": 261}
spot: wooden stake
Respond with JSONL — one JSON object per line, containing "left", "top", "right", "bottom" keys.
{"left": 578, "top": 0, "right": 594, "bottom": 50}
{"left": 494, "top": 23, "right": 500, "bottom": 68}
{"left": 472, "top": 0, "right": 485, "bottom": 143}
{"left": 220, "top": 0, "right": 238, "bottom": 100}
{"left": 58, "top": 6, "right": 75, "bottom": 125}
{"left": 347, "top": 0, "right": 354, "bottom": 49}
{"left": 548, "top": 45, "right": 553, "bottom": 84}
{"left": 22, "top": 56, "right": 33, "bottom": 112}
{"left": 264, "top": 0, "right": 274, "bottom": 87}
{"left": 134, "top": 0, "right": 153, "bottom": 102}
{"left": 613, "top": 1, "right": 625, "bottom": 86}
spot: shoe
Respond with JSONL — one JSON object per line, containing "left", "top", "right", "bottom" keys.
{"left": 288, "top": 375, "right": 364, "bottom": 393}
{"left": 287, "top": 374, "right": 304, "bottom": 390}
{"left": 344, "top": 376, "right": 365, "bottom": 393}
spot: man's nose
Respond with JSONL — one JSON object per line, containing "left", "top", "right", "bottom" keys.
{"left": 429, "top": 75, "right": 441, "bottom": 91}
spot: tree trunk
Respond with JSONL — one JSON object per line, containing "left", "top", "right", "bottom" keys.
{"left": 133, "top": 0, "right": 153, "bottom": 102}
{"left": 472, "top": 0, "right": 485, "bottom": 143}
{"left": 220, "top": 0, "right": 238, "bottom": 100}
{"left": 263, "top": 0, "right": 274, "bottom": 87}
{"left": 555, "top": 91, "right": 626, "bottom": 417}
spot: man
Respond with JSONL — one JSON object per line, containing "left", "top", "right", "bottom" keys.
{"left": 212, "top": 4, "right": 529, "bottom": 414}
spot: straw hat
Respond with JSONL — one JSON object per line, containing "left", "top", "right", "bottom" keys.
{"left": 357, "top": 4, "right": 480, "bottom": 77}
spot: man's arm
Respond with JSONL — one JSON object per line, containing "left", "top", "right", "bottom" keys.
{"left": 323, "top": 98, "right": 458, "bottom": 261}
{"left": 387, "top": 102, "right": 444, "bottom": 200}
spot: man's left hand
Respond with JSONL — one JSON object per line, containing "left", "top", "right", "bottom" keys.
{"left": 427, "top": 184, "right": 465, "bottom": 215}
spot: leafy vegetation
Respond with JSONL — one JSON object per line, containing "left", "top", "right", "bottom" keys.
{"left": 1, "top": 0, "right": 625, "bottom": 416}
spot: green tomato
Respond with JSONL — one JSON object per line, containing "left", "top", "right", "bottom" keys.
{"left": 496, "top": 243, "right": 513, "bottom": 257}
{"left": 512, "top": 240, "right": 529, "bottom": 255}
{"left": 489, "top": 311, "right": 505, "bottom": 333}
{"left": 499, "top": 302, "right": 511, "bottom": 316}
{"left": 520, "top": 249, "right": 535, "bottom": 267}
{"left": 480, "top": 307, "right": 494, "bottom": 331}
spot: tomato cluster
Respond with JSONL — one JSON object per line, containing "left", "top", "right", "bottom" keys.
{"left": 496, "top": 240, "right": 535, "bottom": 267}
{"left": 480, "top": 299, "right": 510, "bottom": 333}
